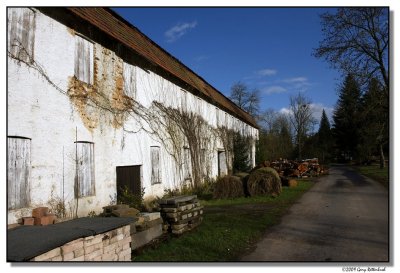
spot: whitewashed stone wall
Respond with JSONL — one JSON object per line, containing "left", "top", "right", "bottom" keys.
{"left": 7, "top": 8, "right": 258, "bottom": 224}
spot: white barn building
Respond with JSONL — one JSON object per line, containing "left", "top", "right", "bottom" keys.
{"left": 7, "top": 7, "right": 259, "bottom": 224}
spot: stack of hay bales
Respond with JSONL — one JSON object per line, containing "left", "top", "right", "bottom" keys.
{"left": 246, "top": 167, "right": 282, "bottom": 197}
{"left": 158, "top": 195, "right": 203, "bottom": 235}
{"left": 213, "top": 175, "right": 244, "bottom": 199}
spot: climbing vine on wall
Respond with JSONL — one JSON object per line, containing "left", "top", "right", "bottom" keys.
{"left": 9, "top": 38, "right": 254, "bottom": 192}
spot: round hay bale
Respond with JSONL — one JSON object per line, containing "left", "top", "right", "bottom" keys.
{"left": 246, "top": 167, "right": 282, "bottom": 197}
{"left": 213, "top": 175, "right": 244, "bottom": 199}
{"left": 288, "top": 179, "right": 298, "bottom": 188}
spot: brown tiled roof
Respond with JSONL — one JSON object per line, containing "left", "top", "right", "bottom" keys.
{"left": 67, "top": 7, "right": 258, "bottom": 129}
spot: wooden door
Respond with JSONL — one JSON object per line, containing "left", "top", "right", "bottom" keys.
{"left": 116, "top": 165, "right": 141, "bottom": 199}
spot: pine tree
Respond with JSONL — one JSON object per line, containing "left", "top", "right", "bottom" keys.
{"left": 359, "top": 78, "right": 388, "bottom": 168}
{"left": 233, "top": 132, "right": 251, "bottom": 173}
{"left": 317, "top": 109, "right": 333, "bottom": 163}
{"left": 332, "top": 74, "right": 362, "bottom": 161}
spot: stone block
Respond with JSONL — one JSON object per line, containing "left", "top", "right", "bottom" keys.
{"left": 51, "top": 255, "right": 63, "bottom": 261}
{"left": 74, "top": 248, "right": 85, "bottom": 258}
{"left": 131, "top": 224, "right": 162, "bottom": 250}
{"left": 69, "top": 255, "right": 84, "bottom": 261}
{"left": 101, "top": 253, "right": 115, "bottom": 261}
{"left": 33, "top": 247, "right": 61, "bottom": 261}
{"left": 22, "top": 217, "right": 35, "bottom": 225}
{"left": 84, "top": 242, "right": 103, "bottom": 254}
{"left": 61, "top": 239, "right": 84, "bottom": 254}
{"left": 112, "top": 208, "right": 139, "bottom": 217}
{"left": 158, "top": 195, "right": 197, "bottom": 205}
{"left": 32, "top": 207, "right": 49, "bottom": 218}
{"left": 84, "top": 249, "right": 103, "bottom": 261}
{"left": 110, "top": 233, "right": 124, "bottom": 244}
{"left": 102, "top": 238, "right": 110, "bottom": 247}
{"left": 103, "top": 242, "right": 118, "bottom": 254}
{"left": 118, "top": 236, "right": 132, "bottom": 248}
{"left": 84, "top": 234, "right": 103, "bottom": 247}
{"left": 63, "top": 252, "right": 74, "bottom": 261}
{"left": 140, "top": 212, "right": 161, "bottom": 221}
{"left": 122, "top": 243, "right": 131, "bottom": 250}
{"left": 92, "top": 255, "right": 102, "bottom": 261}
{"left": 34, "top": 215, "right": 56, "bottom": 226}
{"left": 118, "top": 248, "right": 131, "bottom": 261}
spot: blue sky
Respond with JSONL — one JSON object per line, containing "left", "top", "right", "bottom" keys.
{"left": 113, "top": 7, "right": 342, "bottom": 124}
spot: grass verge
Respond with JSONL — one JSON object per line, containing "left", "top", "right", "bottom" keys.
{"left": 352, "top": 165, "right": 389, "bottom": 188}
{"left": 132, "top": 180, "right": 313, "bottom": 262}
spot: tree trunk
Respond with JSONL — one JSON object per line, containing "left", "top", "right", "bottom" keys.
{"left": 379, "top": 143, "right": 385, "bottom": 169}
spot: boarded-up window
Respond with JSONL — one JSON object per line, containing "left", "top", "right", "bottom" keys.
{"left": 183, "top": 147, "right": 192, "bottom": 180}
{"left": 151, "top": 146, "right": 161, "bottom": 185}
{"left": 181, "top": 90, "right": 187, "bottom": 113}
{"left": 8, "top": 137, "right": 31, "bottom": 210}
{"left": 75, "top": 142, "right": 95, "bottom": 197}
{"left": 74, "top": 35, "right": 94, "bottom": 84}
{"left": 8, "top": 8, "right": 35, "bottom": 63}
{"left": 123, "top": 62, "right": 136, "bottom": 98}
{"left": 218, "top": 151, "right": 227, "bottom": 177}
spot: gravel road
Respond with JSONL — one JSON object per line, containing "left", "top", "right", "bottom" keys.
{"left": 241, "top": 165, "right": 389, "bottom": 262}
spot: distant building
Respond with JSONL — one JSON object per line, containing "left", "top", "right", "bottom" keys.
{"left": 7, "top": 7, "right": 259, "bottom": 224}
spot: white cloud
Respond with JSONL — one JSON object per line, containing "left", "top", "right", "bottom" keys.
{"left": 257, "top": 69, "right": 277, "bottom": 76}
{"left": 282, "top": 76, "right": 312, "bottom": 91}
{"left": 165, "top": 21, "right": 197, "bottom": 42}
{"left": 263, "top": 86, "right": 287, "bottom": 95}
{"left": 283, "top": 77, "right": 308, "bottom": 83}
{"left": 310, "top": 103, "right": 334, "bottom": 123}
{"left": 279, "top": 107, "right": 291, "bottom": 115}
{"left": 279, "top": 103, "right": 334, "bottom": 125}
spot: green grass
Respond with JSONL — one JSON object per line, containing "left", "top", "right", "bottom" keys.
{"left": 353, "top": 164, "right": 389, "bottom": 188}
{"left": 132, "top": 180, "right": 313, "bottom": 262}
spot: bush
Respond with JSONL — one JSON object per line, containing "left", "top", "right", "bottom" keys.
{"left": 246, "top": 167, "right": 282, "bottom": 197}
{"left": 118, "top": 185, "right": 145, "bottom": 210}
{"left": 213, "top": 175, "right": 244, "bottom": 199}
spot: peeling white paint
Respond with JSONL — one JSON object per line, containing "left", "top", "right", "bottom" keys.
{"left": 7, "top": 8, "right": 259, "bottom": 224}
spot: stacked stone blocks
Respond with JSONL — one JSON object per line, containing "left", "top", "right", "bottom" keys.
{"left": 159, "top": 195, "right": 203, "bottom": 235}
{"left": 30, "top": 225, "right": 131, "bottom": 261}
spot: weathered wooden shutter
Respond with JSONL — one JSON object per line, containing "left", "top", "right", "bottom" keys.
{"left": 123, "top": 62, "right": 136, "bottom": 98}
{"left": 8, "top": 137, "right": 31, "bottom": 210}
{"left": 181, "top": 91, "right": 187, "bottom": 113}
{"left": 76, "top": 142, "right": 95, "bottom": 197}
{"left": 218, "top": 151, "right": 227, "bottom": 176}
{"left": 183, "top": 147, "right": 192, "bottom": 180}
{"left": 75, "top": 35, "right": 93, "bottom": 84}
{"left": 150, "top": 146, "right": 161, "bottom": 184}
{"left": 8, "top": 8, "right": 35, "bottom": 63}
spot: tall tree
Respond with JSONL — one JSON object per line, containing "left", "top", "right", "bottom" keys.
{"left": 314, "top": 8, "right": 389, "bottom": 167}
{"left": 332, "top": 74, "right": 362, "bottom": 161}
{"left": 289, "top": 93, "right": 316, "bottom": 160}
{"left": 359, "top": 78, "right": 388, "bottom": 168}
{"left": 314, "top": 8, "right": 389, "bottom": 90}
{"left": 229, "top": 82, "right": 260, "bottom": 117}
{"left": 232, "top": 132, "right": 251, "bottom": 173}
{"left": 317, "top": 109, "right": 333, "bottom": 163}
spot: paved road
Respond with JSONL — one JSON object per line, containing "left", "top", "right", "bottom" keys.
{"left": 241, "top": 165, "right": 389, "bottom": 262}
